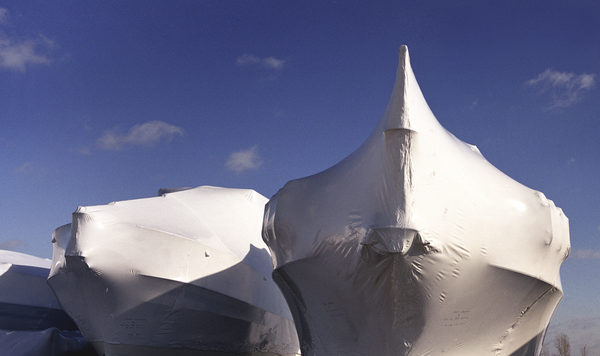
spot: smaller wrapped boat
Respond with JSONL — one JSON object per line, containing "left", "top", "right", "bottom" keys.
{"left": 0, "top": 249, "right": 76, "bottom": 331}
{"left": 48, "top": 186, "right": 300, "bottom": 356}
{"left": 0, "top": 249, "right": 92, "bottom": 355}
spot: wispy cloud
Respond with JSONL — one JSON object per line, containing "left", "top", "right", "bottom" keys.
{"left": 526, "top": 69, "right": 596, "bottom": 108}
{"left": 14, "top": 162, "right": 34, "bottom": 174}
{"left": 236, "top": 54, "right": 285, "bottom": 70}
{"left": 96, "top": 121, "right": 184, "bottom": 151}
{"left": 76, "top": 147, "right": 91, "bottom": 155}
{"left": 0, "top": 8, "right": 8, "bottom": 24}
{"left": 0, "top": 239, "right": 23, "bottom": 250}
{"left": 0, "top": 8, "right": 54, "bottom": 71}
{"left": 226, "top": 145, "right": 263, "bottom": 173}
{"left": 571, "top": 248, "right": 600, "bottom": 260}
{"left": 262, "top": 56, "right": 285, "bottom": 70}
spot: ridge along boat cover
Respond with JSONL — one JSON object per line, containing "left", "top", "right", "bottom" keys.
{"left": 48, "top": 186, "right": 300, "bottom": 356}
{"left": 262, "top": 46, "right": 570, "bottom": 356}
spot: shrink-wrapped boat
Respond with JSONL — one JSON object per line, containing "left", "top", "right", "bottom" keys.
{"left": 1, "top": 249, "right": 75, "bottom": 331}
{"left": 0, "top": 249, "right": 91, "bottom": 355}
{"left": 48, "top": 186, "right": 299, "bottom": 356}
{"left": 262, "top": 46, "right": 570, "bottom": 356}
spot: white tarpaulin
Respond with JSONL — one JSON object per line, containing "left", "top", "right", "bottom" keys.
{"left": 48, "top": 186, "right": 300, "bottom": 356}
{"left": 262, "top": 46, "right": 570, "bottom": 356}
{"left": 0, "top": 250, "right": 92, "bottom": 355}
{"left": 0, "top": 250, "right": 76, "bottom": 331}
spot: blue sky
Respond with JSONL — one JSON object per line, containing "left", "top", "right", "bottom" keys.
{"left": 1, "top": 0, "right": 599, "bottom": 351}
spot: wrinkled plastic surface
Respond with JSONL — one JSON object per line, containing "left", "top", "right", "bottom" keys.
{"left": 48, "top": 186, "right": 300, "bottom": 356}
{"left": 263, "top": 46, "right": 570, "bottom": 356}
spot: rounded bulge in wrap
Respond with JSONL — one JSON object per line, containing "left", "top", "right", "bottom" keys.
{"left": 48, "top": 186, "right": 300, "bottom": 356}
{"left": 262, "top": 46, "right": 570, "bottom": 356}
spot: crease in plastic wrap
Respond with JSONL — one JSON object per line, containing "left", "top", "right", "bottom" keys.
{"left": 262, "top": 46, "right": 570, "bottom": 356}
{"left": 48, "top": 186, "right": 300, "bottom": 356}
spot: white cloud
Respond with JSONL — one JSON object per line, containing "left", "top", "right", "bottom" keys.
{"left": 0, "top": 239, "right": 23, "bottom": 250}
{"left": 0, "top": 9, "right": 54, "bottom": 71}
{"left": 236, "top": 54, "right": 286, "bottom": 71}
{"left": 263, "top": 56, "right": 285, "bottom": 70}
{"left": 571, "top": 248, "right": 600, "bottom": 260}
{"left": 97, "top": 121, "right": 184, "bottom": 151}
{"left": 226, "top": 145, "right": 263, "bottom": 173}
{"left": 527, "top": 69, "right": 596, "bottom": 108}
{"left": 0, "top": 39, "right": 51, "bottom": 71}
{"left": 14, "top": 162, "right": 34, "bottom": 174}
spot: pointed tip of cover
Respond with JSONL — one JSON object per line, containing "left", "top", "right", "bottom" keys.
{"left": 396, "top": 45, "right": 410, "bottom": 82}
{"left": 381, "top": 45, "right": 411, "bottom": 130}
{"left": 398, "top": 45, "right": 410, "bottom": 69}
{"left": 398, "top": 45, "right": 409, "bottom": 58}
{"left": 380, "top": 45, "right": 436, "bottom": 132}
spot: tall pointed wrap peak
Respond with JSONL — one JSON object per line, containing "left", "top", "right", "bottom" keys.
{"left": 381, "top": 45, "right": 438, "bottom": 132}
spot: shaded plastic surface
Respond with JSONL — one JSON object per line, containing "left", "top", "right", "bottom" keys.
{"left": 0, "top": 328, "right": 96, "bottom": 356}
{"left": 48, "top": 186, "right": 300, "bottom": 356}
{"left": 263, "top": 46, "right": 570, "bottom": 356}
{"left": 0, "top": 302, "right": 77, "bottom": 331}
{"left": 0, "top": 250, "right": 78, "bottom": 331}
{"left": 0, "top": 250, "right": 60, "bottom": 312}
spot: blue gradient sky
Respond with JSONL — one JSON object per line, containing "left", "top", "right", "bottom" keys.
{"left": 1, "top": 1, "right": 599, "bottom": 350}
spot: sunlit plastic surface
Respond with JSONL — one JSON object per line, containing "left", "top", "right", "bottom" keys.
{"left": 263, "top": 46, "right": 570, "bottom": 356}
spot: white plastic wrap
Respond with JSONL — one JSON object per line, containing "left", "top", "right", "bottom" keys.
{"left": 263, "top": 46, "right": 570, "bottom": 356}
{"left": 0, "top": 250, "right": 91, "bottom": 355}
{"left": 0, "top": 249, "right": 77, "bottom": 331}
{"left": 48, "top": 186, "right": 300, "bottom": 356}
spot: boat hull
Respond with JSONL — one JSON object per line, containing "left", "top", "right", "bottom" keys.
{"left": 92, "top": 342, "right": 295, "bottom": 356}
{"left": 49, "top": 256, "right": 299, "bottom": 356}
